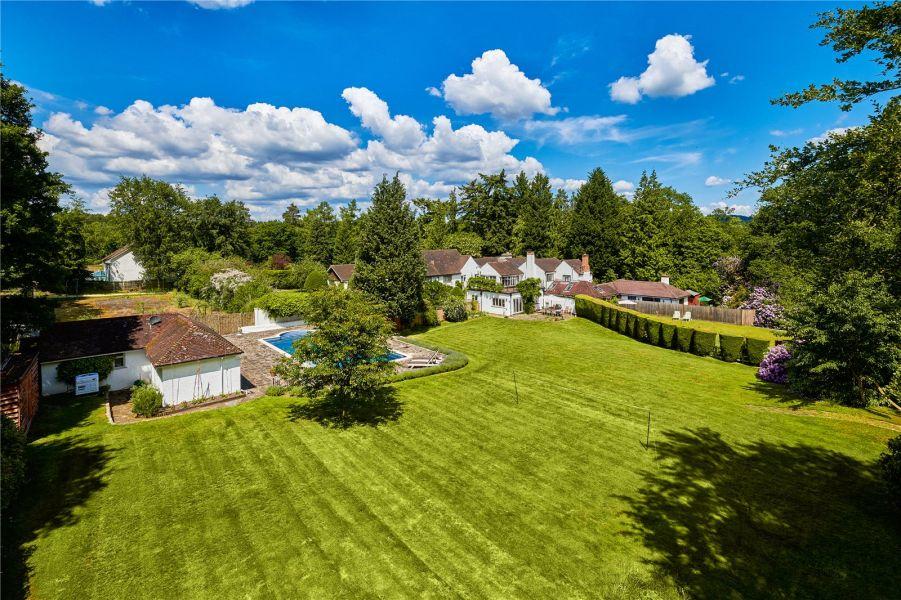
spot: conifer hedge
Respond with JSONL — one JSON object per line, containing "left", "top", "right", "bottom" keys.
{"left": 745, "top": 338, "right": 773, "bottom": 366}
{"left": 719, "top": 334, "right": 745, "bottom": 362}
{"left": 660, "top": 323, "right": 677, "bottom": 348}
{"left": 691, "top": 330, "right": 717, "bottom": 357}
{"left": 675, "top": 326, "right": 694, "bottom": 352}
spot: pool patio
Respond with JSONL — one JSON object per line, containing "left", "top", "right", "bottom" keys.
{"left": 224, "top": 328, "right": 445, "bottom": 394}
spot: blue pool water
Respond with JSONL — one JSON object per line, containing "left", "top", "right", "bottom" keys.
{"left": 262, "top": 330, "right": 405, "bottom": 361}
{"left": 262, "top": 329, "right": 311, "bottom": 354}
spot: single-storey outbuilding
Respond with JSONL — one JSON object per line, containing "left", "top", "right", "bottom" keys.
{"left": 39, "top": 314, "right": 243, "bottom": 406}
{"left": 99, "top": 246, "right": 145, "bottom": 283}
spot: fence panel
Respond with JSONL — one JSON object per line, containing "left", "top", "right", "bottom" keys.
{"left": 192, "top": 312, "right": 254, "bottom": 335}
{"left": 628, "top": 300, "right": 755, "bottom": 326}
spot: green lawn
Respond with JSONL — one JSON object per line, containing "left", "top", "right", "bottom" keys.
{"left": 6, "top": 317, "right": 900, "bottom": 599}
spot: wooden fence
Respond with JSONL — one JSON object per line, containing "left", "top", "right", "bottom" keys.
{"left": 628, "top": 300, "right": 755, "bottom": 326}
{"left": 191, "top": 312, "right": 254, "bottom": 335}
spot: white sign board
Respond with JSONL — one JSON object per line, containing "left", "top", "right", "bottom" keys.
{"left": 75, "top": 372, "right": 100, "bottom": 396}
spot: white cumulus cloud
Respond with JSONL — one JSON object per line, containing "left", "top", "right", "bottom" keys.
{"left": 705, "top": 175, "right": 729, "bottom": 186}
{"left": 609, "top": 34, "right": 715, "bottom": 104}
{"left": 613, "top": 179, "right": 635, "bottom": 199}
{"left": 39, "top": 90, "right": 543, "bottom": 213}
{"left": 522, "top": 115, "right": 628, "bottom": 145}
{"left": 807, "top": 126, "right": 857, "bottom": 145}
{"left": 188, "top": 0, "right": 254, "bottom": 9}
{"left": 439, "top": 49, "right": 558, "bottom": 120}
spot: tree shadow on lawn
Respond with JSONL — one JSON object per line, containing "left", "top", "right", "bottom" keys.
{"left": 619, "top": 427, "right": 901, "bottom": 600}
{"left": 1, "top": 395, "right": 115, "bottom": 600}
{"left": 743, "top": 380, "right": 899, "bottom": 420}
{"left": 287, "top": 387, "right": 403, "bottom": 429}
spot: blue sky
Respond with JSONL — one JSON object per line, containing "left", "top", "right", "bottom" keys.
{"left": 2, "top": 1, "right": 884, "bottom": 219}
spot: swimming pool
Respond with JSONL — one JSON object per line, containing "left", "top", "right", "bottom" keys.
{"left": 260, "top": 330, "right": 407, "bottom": 362}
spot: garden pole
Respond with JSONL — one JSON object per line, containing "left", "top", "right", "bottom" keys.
{"left": 513, "top": 370, "right": 519, "bottom": 404}
{"left": 646, "top": 409, "right": 651, "bottom": 449}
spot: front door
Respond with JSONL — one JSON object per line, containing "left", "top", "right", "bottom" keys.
{"left": 512, "top": 297, "right": 523, "bottom": 314}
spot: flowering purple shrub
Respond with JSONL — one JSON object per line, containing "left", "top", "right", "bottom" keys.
{"left": 740, "top": 286, "right": 784, "bottom": 327}
{"left": 757, "top": 345, "right": 790, "bottom": 384}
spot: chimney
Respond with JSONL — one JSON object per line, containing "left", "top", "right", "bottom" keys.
{"left": 526, "top": 251, "right": 536, "bottom": 279}
{"left": 580, "top": 254, "right": 592, "bottom": 282}
{"left": 661, "top": 274, "right": 670, "bottom": 285}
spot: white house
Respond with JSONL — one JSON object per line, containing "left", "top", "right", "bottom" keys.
{"left": 39, "top": 314, "right": 243, "bottom": 406}
{"left": 99, "top": 246, "right": 145, "bottom": 283}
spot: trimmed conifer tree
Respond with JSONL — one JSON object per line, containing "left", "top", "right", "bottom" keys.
{"left": 567, "top": 168, "right": 626, "bottom": 280}
{"left": 353, "top": 175, "right": 425, "bottom": 325}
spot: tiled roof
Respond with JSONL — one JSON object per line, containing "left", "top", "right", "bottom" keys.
{"left": 422, "top": 249, "right": 469, "bottom": 277}
{"left": 534, "top": 258, "right": 562, "bottom": 272}
{"left": 564, "top": 258, "right": 585, "bottom": 275}
{"left": 545, "top": 280, "right": 608, "bottom": 299}
{"left": 485, "top": 261, "right": 523, "bottom": 276}
{"left": 39, "top": 314, "right": 242, "bottom": 367}
{"left": 328, "top": 263, "right": 355, "bottom": 282}
{"left": 100, "top": 246, "right": 131, "bottom": 263}
{"left": 597, "top": 279, "right": 691, "bottom": 299}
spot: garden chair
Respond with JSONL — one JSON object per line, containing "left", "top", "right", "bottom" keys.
{"left": 672, "top": 310, "right": 681, "bottom": 320}
{"left": 682, "top": 311, "right": 692, "bottom": 322}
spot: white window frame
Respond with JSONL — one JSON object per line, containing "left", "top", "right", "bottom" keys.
{"left": 111, "top": 353, "right": 126, "bottom": 369}
{"left": 491, "top": 297, "right": 507, "bottom": 308}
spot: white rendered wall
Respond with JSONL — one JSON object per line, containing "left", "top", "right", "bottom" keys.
{"left": 156, "top": 355, "right": 242, "bottom": 406}
{"left": 105, "top": 251, "right": 145, "bottom": 282}
{"left": 241, "top": 308, "right": 306, "bottom": 333}
{"left": 41, "top": 349, "right": 151, "bottom": 396}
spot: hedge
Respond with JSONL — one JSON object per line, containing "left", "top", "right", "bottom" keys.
{"left": 675, "top": 326, "right": 694, "bottom": 352}
{"left": 616, "top": 311, "right": 628, "bottom": 334}
{"left": 390, "top": 337, "right": 469, "bottom": 382}
{"left": 573, "top": 294, "right": 778, "bottom": 367}
{"left": 660, "top": 323, "right": 676, "bottom": 348}
{"left": 254, "top": 291, "right": 307, "bottom": 319}
{"left": 719, "top": 334, "right": 745, "bottom": 362}
{"left": 745, "top": 338, "right": 773, "bottom": 366}
{"left": 691, "top": 330, "right": 717, "bottom": 357}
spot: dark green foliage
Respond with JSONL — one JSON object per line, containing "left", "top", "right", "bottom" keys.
{"left": 265, "top": 385, "right": 286, "bottom": 397}
{"left": 131, "top": 385, "right": 163, "bottom": 418}
{"left": 719, "top": 334, "right": 746, "bottom": 362}
{"left": 274, "top": 288, "right": 394, "bottom": 403}
{"left": 675, "top": 327, "right": 694, "bottom": 352}
{"left": 1, "top": 415, "right": 26, "bottom": 512}
{"left": 645, "top": 320, "right": 661, "bottom": 346}
{"left": 442, "top": 297, "right": 468, "bottom": 323}
{"left": 600, "top": 305, "right": 610, "bottom": 327}
{"left": 692, "top": 331, "right": 718, "bottom": 357}
{"left": 109, "top": 176, "right": 191, "bottom": 283}
{"left": 458, "top": 171, "right": 515, "bottom": 255}
{"left": 632, "top": 316, "right": 645, "bottom": 340}
{"left": 660, "top": 323, "right": 677, "bottom": 348}
{"left": 1, "top": 74, "right": 70, "bottom": 293}
{"left": 617, "top": 311, "right": 629, "bottom": 334}
{"left": 248, "top": 220, "right": 300, "bottom": 263}
{"left": 1, "top": 295, "right": 55, "bottom": 360}
{"left": 56, "top": 356, "right": 115, "bottom": 386}
{"left": 353, "top": 175, "right": 425, "bottom": 325}
{"left": 567, "top": 168, "right": 626, "bottom": 280}
{"left": 302, "top": 201, "right": 337, "bottom": 265}
{"left": 512, "top": 172, "right": 556, "bottom": 256}
{"left": 879, "top": 435, "right": 901, "bottom": 507}
{"left": 254, "top": 291, "right": 308, "bottom": 319}
{"left": 516, "top": 278, "right": 542, "bottom": 314}
{"left": 466, "top": 276, "right": 503, "bottom": 293}
{"left": 268, "top": 260, "right": 324, "bottom": 290}
{"left": 420, "top": 300, "right": 439, "bottom": 327}
{"left": 303, "top": 269, "right": 328, "bottom": 291}
{"left": 773, "top": 3, "right": 900, "bottom": 111}
{"left": 333, "top": 200, "right": 360, "bottom": 264}
{"left": 786, "top": 272, "right": 901, "bottom": 405}
{"left": 744, "top": 338, "right": 772, "bottom": 366}
{"left": 186, "top": 195, "right": 252, "bottom": 258}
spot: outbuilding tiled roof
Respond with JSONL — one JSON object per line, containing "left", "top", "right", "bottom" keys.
{"left": 39, "top": 314, "right": 242, "bottom": 367}
{"left": 328, "top": 263, "right": 355, "bottom": 282}
{"left": 596, "top": 279, "right": 691, "bottom": 300}
{"left": 100, "top": 246, "right": 132, "bottom": 263}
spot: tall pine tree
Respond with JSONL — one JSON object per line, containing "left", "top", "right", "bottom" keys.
{"left": 567, "top": 168, "right": 625, "bottom": 280}
{"left": 459, "top": 171, "right": 515, "bottom": 255}
{"left": 353, "top": 175, "right": 425, "bottom": 325}
{"left": 302, "top": 201, "right": 337, "bottom": 265}
{"left": 513, "top": 173, "right": 555, "bottom": 256}
{"left": 333, "top": 200, "right": 360, "bottom": 263}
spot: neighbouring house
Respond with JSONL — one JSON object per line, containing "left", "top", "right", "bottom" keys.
{"left": 595, "top": 275, "right": 692, "bottom": 305}
{"left": 327, "top": 263, "right": 355, "bottom": 288}
{"left": 1, "top": 349, "right": 40, "bottom": 431}
{"left": 328, "top": 250, "right": 595, "bottom": 317}
{"left": 99, "top": 246, "right": 145, "bottom": 283}
{"left": 39, "top": 314, "right": 243, "bottom": 406}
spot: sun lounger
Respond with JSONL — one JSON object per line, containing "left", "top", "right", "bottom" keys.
{"left": 682, "top": 311, "right": 692, "bottom": 322}
{"left": 672, "top": 310, "right": 681, "bottom": 320}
